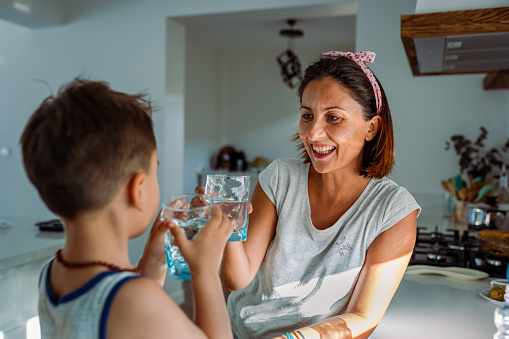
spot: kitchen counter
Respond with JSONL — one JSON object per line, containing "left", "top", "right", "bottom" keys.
{"left": 0, "top": 218, "right": 64, "bottom": 270}
{"left": 0, "top": 218, "right": 64, "bottom": 337}
{"left": 373, "top": 270, "right": 497, "bottom": 338}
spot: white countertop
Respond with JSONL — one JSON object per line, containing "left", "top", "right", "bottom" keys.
{"left": 376, "top": 212, "right": 497, "bottom": 338}
{"left": 373, "top": 271, "right": 497, "bottom": 338}
{"left": 0, "top": 218, "right": 65, "bottom": 270}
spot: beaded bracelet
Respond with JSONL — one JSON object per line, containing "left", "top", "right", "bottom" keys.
{"left": 285, "top": 331, "right": 305, "bottom": 339}
{"left": 295, "top": 330, "right": 305, "bottom": 339}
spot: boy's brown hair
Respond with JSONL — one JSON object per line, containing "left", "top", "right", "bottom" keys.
{"left": 294, "top": 56, "right": 394, "bottom": 178}
{"left": 20, "top": 78, "right": 156, "bottom": 220}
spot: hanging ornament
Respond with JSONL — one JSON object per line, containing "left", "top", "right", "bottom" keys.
{"left": 276, "top": 19, "right": 304, "bottom": 89}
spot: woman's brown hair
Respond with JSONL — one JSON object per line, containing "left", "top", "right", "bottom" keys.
{"left": 294, "top": 56, "right": 394, "bottom": 178}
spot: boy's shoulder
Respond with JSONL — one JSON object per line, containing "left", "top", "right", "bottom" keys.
{"left": 106, "top": 277, "right": 195, "bottom": 337}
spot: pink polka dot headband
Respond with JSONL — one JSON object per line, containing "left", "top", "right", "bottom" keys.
{"left": 321, "top": 51, "right": 382, "bottom": 115}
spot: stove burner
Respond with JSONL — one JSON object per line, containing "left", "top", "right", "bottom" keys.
{"left": 486, "top": 258, "right": 503, "bottom": 267}
{"left": 427, "top": 253, "right": 446, "bottom": 261}
{"left": 475, "top": 258, "right": 484, "bottom": 266}
{"left": 411, "top": 224, "right": 508, "bottom": 277}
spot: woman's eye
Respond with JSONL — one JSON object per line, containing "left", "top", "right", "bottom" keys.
{"left": 301, "top": 113, "right": 313, "bottom": 120}
{"left": 327, "top": 115, "right": 341, "bottom": 122}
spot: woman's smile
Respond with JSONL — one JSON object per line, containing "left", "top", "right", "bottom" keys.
{"left": 311, "top": 144, "right": 337, "bottom": 157}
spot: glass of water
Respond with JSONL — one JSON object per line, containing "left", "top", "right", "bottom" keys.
{"left": 160, "top": 194, "right": 214, "bottom": 280}
{"left": 205, "top": 174, "right": 250, "bottom": 242}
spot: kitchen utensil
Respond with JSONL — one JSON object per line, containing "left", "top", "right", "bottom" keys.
{"left": 475, "top": 184, "right": 494, "bottom": 202}
{"left": 458, "top": 187, "right": 468, "bottom": 201}
{"left": 405, "top": 265, "right": 489, "bottom": 280}
{"left": 453, "top": 174, "right": 464, "bottom": 191}
{"left": 447, "top": 179, "right": 459, "bottom": 200}
{"left": 467, "top": 203, "right": 509, "bottom": 231}
{"left": 468, "top": 180, "right": 486, "bottom": 201}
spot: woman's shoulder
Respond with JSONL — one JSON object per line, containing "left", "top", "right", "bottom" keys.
{"left": 266, "top": 158, "right": 307, "bottom": 172}
{"left": 369, "top": 177, "right": 414, "bottom": 201}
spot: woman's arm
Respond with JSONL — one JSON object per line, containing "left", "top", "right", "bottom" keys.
{"left": 220, "top": 182, "right": 278, "bottom": 291}
{"left": 276, "top": 209, "right": 418, "bottom": 339}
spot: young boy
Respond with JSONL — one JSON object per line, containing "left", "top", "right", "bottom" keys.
{"left": 20, "top": 78, "right": 234, "bottom": 339}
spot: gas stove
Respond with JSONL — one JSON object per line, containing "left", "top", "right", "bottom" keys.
{"left": 410, "top": 223, "right": 509, "bottom": 278}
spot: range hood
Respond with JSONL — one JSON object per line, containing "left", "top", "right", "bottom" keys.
{"left": 401, "top": 7, "right": 509, "bottom": 89}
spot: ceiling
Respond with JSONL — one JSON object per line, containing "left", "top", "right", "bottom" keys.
{"left": 173, "top": 2, "right": 357, "bottom": 53}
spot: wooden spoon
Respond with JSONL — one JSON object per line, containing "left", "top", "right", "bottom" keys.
{"left": 458, "top": 187, "right": 468, "bottom": 201}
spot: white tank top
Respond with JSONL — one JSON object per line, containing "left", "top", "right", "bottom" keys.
{"left": 38, "top": 259, "right": 140, "bottom": 339}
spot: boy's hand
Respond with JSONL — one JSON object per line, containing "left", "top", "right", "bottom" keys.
{"left": 169, "top": 204, "right": 232, "bottom": 276}
{"left": 137, "top": 209, "right": 171, "bottom": 285}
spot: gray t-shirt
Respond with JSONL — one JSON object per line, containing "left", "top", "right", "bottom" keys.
{"left": 227, "top": 158, "right": 420, "bottom": 339}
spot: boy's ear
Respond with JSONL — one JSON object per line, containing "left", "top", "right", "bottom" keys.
{"left": 128, "top": 172, "right": 147, "bottom": 210}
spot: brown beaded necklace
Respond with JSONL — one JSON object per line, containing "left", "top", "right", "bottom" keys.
{"left": 55, "top": 249, "right": 141, "bottom": 273}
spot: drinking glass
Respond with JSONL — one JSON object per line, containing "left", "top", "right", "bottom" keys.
{"left": 160, "top": 194, "right": 214, "bottom": 280}
{"left": 205, "top": 174, "right": 250, "bottom": 242}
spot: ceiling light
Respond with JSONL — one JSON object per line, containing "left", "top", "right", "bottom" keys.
{"left": 13, "top": 1, "right": 31, "bottom": 13}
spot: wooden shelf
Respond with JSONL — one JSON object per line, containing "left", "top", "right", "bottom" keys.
{"left": 401, "top": 7, "right": 509, "bottom": 79}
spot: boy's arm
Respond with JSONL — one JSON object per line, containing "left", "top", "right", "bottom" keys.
{"left": 170, "top": 205, "right": 234, "bottom": 338}
{"left": 107, "top": 277, "right": 211, "bottom": 338}
{"left": 111, "top": 206, "right": 234, "bottom": 339}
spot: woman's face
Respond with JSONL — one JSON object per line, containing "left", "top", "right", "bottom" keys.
{"left": 299, "top": 77, "right": 378, "bottom": 175}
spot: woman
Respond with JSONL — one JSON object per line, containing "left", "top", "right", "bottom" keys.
{"left": 218, "top": 51, "right": 420, "bottom": 339}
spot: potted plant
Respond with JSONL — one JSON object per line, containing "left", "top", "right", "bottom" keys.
{"left": 445, "top": 126, "right": 509, "bottom": 181}
{"left": 445, "top": 127, "right": 509, "bottom": 223}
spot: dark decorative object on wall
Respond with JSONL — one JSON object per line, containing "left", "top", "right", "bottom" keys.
{"left": 276, "top": 19, "right": 304, "bottom": 88}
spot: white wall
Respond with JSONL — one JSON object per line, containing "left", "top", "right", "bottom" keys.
{"left": 356, "top": 0, "right": 509, "bottom": 196}
{"left": 182, "top": 47, "right": 356, "bottom": 193}
{"left": 184, "top": 0, "right": 509, "bottom": 199}
{"left": 183, "top": 41, "right": 221, "bottom": 193}
{"left": 0, "top": 0, "right": 342, "bottom": 302}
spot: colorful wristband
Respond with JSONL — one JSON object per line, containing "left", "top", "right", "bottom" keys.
{"left": 285, "top": 333, "right": 296, "bottom": 339}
